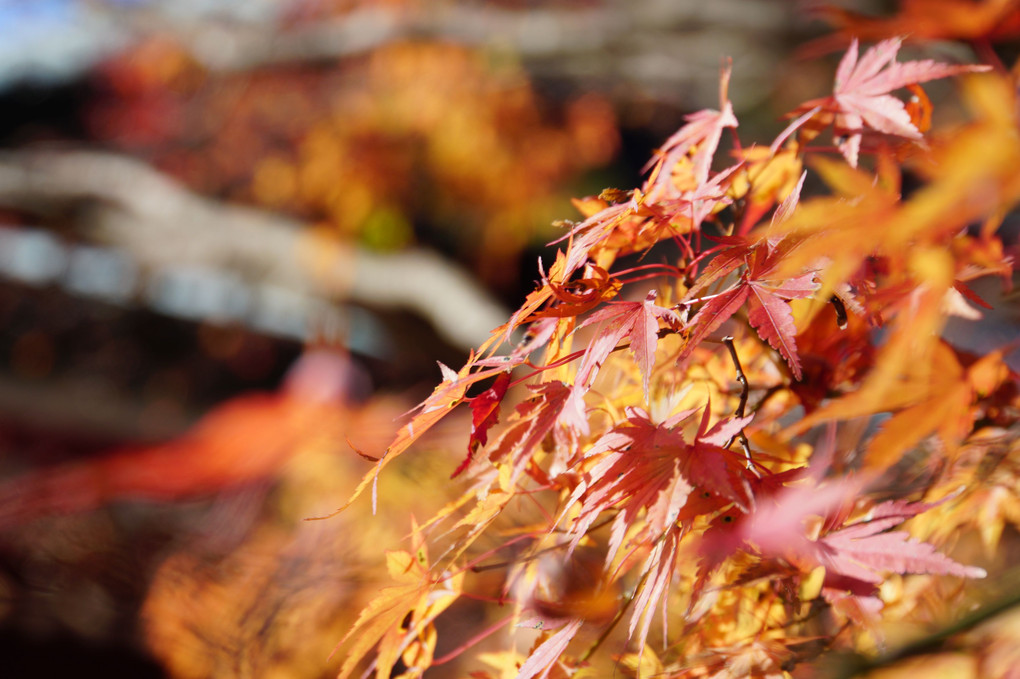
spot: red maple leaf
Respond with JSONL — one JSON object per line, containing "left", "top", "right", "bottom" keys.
{"left": 678, "top": 235, "right": 818, "bottom": 378}
{"left": 556, "top": 405, "right": 755, "bottom": 652}
{"left": 745, "top": 274, "right": 818, "bottom": 381}
{"left": 574, "top": 290, "right": 683, "bottom": 399}
{"left": 551, "top": 67, "right": 741, "bottom": 281}
{"left": 562, "top": 406, "right": 754, "bottom": 565}
{"left": 329, "top": 359, "right": 511, "bottom": 515}
{"left": 452, "top": 370, "right": 513, "bottom": 478}
{"left": 487, "top": 380, "right": 581, "bottom": 479}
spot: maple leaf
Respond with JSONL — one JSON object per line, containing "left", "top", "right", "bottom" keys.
{"left": 746, "top": 272, "right": 817, "bottom": 381}
{"left": 555, "top": 198, "right": 646, "bottom": 280}
{"left": 574, "top": 290, "right": 683, "bottom": 400}
{"left": 474, "top": 316, "right": 560, "bottom": 372}
{"left": 551, "top": 68, "right": 742, "bottom": 282}
{"left": 328, "top": 32, "right": 1020, "bottom": 679}
{"left": 788, "top": 339, "right": 998, "bottom": 474}
{"left": 561, "top": 406, "right": 754, "bottom": 569}
{"left": 816, "top": 507, "right": 987, "bottom": 584}
{"left": 787, "top": 37, "right": 989, "bottom": 167}
{"left": 648, "top": 160, "right": 743, "bottom": 236}
{"left": 529, "top": 260, "right": 621, "bottom": 321}
{"left": 627, "top": 528, "right": 683, "bottom": 653}
{"left": 678, "top": 236, "right": 818, "bottom": 378}
{"left": 326, "top": 360, "right": 509, "bottom": 516}
{"left": 453, "top": 370, "right": 513, "bottom": 478}
{"left": 696, "top": 479, "right": 986, "bottom": 635}
{"left": 561, "top": 408, "right": 693, "bottom": 563}
{"left": 644, "top": 63, "right": 738, "bottom": 196}
{"left": 728, "top": 146, "right": 805, "bottom": 234}
{"left": 487, "top": 380, "right": 580, "bottom": 479}
{"left": 335, "top": 520, "right": 464, "bottom": 679}
{"left": 515, "top": 619, "right": 584, "bottom": 679}
{"left": 740, "top": 484, "right": 985, "bottom": 590}
{"left": 676, "top": 283, "right": 750, "bottom": 370}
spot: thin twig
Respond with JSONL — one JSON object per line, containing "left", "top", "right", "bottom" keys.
{"left": 827, "top": 583, "right": 1020, "bottom": 678}
{"left": 722, "top": 336, "right": 754, "bottom": 471}
{"left": 469, "top": 514, "right": 618, "bottom": 573}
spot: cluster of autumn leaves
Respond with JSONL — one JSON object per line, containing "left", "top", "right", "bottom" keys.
{"left": 335, "top": 37, "right": 1020, "bottom": 678}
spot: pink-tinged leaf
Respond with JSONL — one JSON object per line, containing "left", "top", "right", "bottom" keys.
{"left": 682, "top": 443, "right": 752, "bottom": 511}
{"left": 747, "top": 282, "right": 803, "bottom": 380}
{"left": 699, "top": 413, "right": 755, "bottom": 447}
{"left": 860, "top": 493, "right": 960, "bottom": 525}
{"left": 829, "top": 37, "right": 990, "bottom": 166}
{"left": 652, "top": 161, "right": 743, "bottom": 234}
{"left": 833, "top": 37, "right": 862, "bottom": 92}
{"left": 645, "top": 64, "right": 738, "bottom": 196}
{"left": 761, "top": 271, "right": 819, "bottom": 299}
{"left": 794, "top": 497, "right": 989, "bottom": 605}
{"left": 712, "top": 478, "right": 986, "bottom": 595}
{"left": 676, "top": 284, "right": 750, "bottom": 367}
{"left": 475, "top": 317, "right": 559, "bottom": 370}
{"left": 575, "top": 290, "right": 682, "bottom": 400}
{"left": 555, "top": 200, "right": 636, "bottom": 279}
{"left": 327, "top": 361, "right": 508, "bottom": 516}
{"left": 822, "top": 588, "right": 884, "bottom": 627}
{"left": 453, "top": 371, "right": 513, "bottom": 478}
{"left": 628, "top": 530, "right": 681, "bottom": 652}
{"left": 437, "top": 361, "right": 459, "bottom": 384}
{"left": 683, "top": 241, "right": 749, "bottom": 300}
{"left": 564, "top": 408, "right": 753, "bottom": 554}
{"left": 645, "top": 467, "right": 694, "bottom": 543}
{"left": 771, "top": 104, "right": 822, "bottom": 153}
{"left": 847, "top": 93, "right": 919, "bottom": 137}
{"left": 734, "top": 479, "right": 861, "bottom": 560}
{"left": 819, "top": 528, "right": 987, "bottom": 581}
{"left": 489, "top": 380, "right": 580, "bottom": 478}
{"left": 839, "top": 38, "right": 989, "bottom": 96}
{"left": 560, "top": 385, "right": 591, "bottom": 439}
{"left": 516, "top": 618, "right": 584, "bottom": 679}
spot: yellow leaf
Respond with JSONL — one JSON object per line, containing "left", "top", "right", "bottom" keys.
{"left": 616, "top": 645, "right": 664, "bottom": 678}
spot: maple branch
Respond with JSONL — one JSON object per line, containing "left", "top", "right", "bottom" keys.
{"left": 825, "top": 582, "right": 1020, "bottom": 678}
{"left": 0, "top": 149, "right": 508, "bottom": 351}
{"left": 722, "top": 336, "right": 754, "bottom": 469}
{"left": 469, "top": 515, "right": 618, "bottom": 573}
{"left": 722, "top": 337, "right": 749, "bottom": 419}
{"left": 517, "top": 325, "right": 678, "bottom": 385}
{"left": 430, "top": 613, "right": 514, "bottom": 667}
{"left": 578, "top": 525, "right": 678, "bottom": 664}
{"left": 577, "top": 571, "right": 643, "bottom": 663}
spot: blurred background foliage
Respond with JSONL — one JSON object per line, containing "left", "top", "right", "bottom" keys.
{"left": 1, "top": 1, "right": 1016, "bottom": 678}
{"left": 89, "top": 36, "right": 620, "bottom": 288}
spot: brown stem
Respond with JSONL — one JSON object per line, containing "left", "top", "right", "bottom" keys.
{"left": 722, "top": 336, "right": 754, "bottom": 471}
